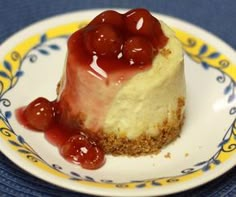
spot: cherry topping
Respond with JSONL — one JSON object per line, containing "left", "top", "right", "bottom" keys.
{"left": 83, "top": 24, "right": 123, "bottom": 57}
{"left": 81, "top": 8, "right": 168, "bottom": 65}
{"left": 23, "top": 97, "right": 55, "bottom": 131}
{"left": 123, "top": 36, "right": 153, "bottom": 65}
{"left": 60, "top": 134, "right": 105, "bottom": 170}
{"left": 89, "top": 10, "right": 124, "bottom": 28}
{"left": 125, "top": 8, "right": 156, "bottom": 38}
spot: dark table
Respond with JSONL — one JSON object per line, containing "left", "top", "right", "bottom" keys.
{"left": 0, "top": 0, "right": 235, "bottom": 196}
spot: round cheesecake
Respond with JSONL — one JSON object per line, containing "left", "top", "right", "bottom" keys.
{"left": 56, "top": 9, "right": 186, "bottom": 156}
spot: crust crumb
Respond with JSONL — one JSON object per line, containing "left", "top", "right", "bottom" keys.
{"left": 164, "top": 152, "right": 171, "bottom": 158}
{"left": 160, "top": 48, "right": 171, "bottom": 57}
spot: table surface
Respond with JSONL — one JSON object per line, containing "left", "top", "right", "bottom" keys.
{"left": 0, "top": 0, "right": 235, "bottom": 196}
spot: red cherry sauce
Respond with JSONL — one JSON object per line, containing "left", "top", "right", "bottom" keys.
{"left": 16, "top": 9, "right": 168, "bottom": 170}
{"left": 16, "top": 98, "right": 105, "bottom": 170}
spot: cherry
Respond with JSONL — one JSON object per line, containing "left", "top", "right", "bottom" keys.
{"left": 124, "top": 8, "right": 156, "bottom": 38}
{"left": 123, "top": 36, "right": 153, "bottom": 65}
{"left": 89, "top": 10, "right": 124, "bottom": 28}
{"left": 23, "top": 97, "right": 55, "bottom": 131}
{"left": 83, "top": 24, "right": 123, "bottom": 57}
{"left": 60, "top": 134, "right": 105, "bottom": 170}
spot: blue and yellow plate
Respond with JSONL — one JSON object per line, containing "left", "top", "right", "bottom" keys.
{"left": 0, "top": 9, "right": 235, "bottom": 196}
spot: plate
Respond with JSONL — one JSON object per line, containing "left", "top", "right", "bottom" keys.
{"left": 0, "top": 9, "right": 235, "bottom": 197}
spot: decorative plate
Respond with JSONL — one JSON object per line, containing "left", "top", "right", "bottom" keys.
{"left": 0, "top": 9, "right": 235, "bottom": 197}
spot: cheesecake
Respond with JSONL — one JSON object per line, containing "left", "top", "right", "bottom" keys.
{"left": 56, "top": 8, "right": 186, "bottom": 155}
{"left": 17, "top": 8, "right": 186, "bottom": 169}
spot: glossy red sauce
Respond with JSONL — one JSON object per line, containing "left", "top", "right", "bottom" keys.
{"left": 16, "top": 8, "right": 168, "bottom": 169}
{"left": 16, "top": 99, "right": 105, "bottom": 170}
